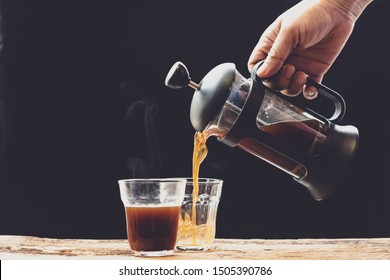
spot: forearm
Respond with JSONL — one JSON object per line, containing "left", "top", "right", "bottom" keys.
{"left": 320, "top": 0, "right": 373, "bottom": 21}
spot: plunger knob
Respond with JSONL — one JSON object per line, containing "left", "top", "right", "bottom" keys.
{"left": 165, "top": 61, "right": 200, "bottom": 90}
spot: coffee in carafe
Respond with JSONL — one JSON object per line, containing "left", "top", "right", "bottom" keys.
{"left": 165, "top": 61, "right": 359, "bottom": 200}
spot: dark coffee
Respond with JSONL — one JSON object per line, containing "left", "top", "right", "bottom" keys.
{"left": 125, "top": 206, "right": 180, "bottom": 252}
{"left": 260, "top": 119, "right": 328, "bottom": 155}
{"left": 237, "top": 120, "right": 328, "bottom": 179}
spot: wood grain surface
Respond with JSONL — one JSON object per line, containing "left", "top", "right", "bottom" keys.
{"left": 1, "top": 235, "right": 390, "bottom": 260}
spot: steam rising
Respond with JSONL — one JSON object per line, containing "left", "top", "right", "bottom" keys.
{"left": 121, "top": 82, "right": 162, "bottom": 178}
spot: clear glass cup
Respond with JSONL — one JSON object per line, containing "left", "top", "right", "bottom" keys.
{"left": 176, "top": 178, "right": 223, "bottom": 251}
{"left": 118, "top": 178, "right": 186, "bottom": 257}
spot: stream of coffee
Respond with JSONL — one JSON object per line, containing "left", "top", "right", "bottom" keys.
{"left": 190, "top": 131, "right": 209, "bottom": 244}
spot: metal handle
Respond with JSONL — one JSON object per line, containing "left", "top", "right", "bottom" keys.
{"left": 251, "top": 60, "right": 346, "bottom": 123}
{"left": 304, "top": 77, "right": 345, "bottom": 122}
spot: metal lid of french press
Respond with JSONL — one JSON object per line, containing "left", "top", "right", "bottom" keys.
{"left": 165, "top": 61, "right": 236, "bottom": 131}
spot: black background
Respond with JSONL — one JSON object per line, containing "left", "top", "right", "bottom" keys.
{"left": 0, "top": 0, "right": 389, "bottom": 239}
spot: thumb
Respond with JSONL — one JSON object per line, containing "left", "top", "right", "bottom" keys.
{"left": 256, "top": 30, "right": 294, "bottom": 78}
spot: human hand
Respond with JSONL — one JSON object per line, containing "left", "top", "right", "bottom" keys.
{"left": 248, "top": 0, "right": 372, "bottom": 99}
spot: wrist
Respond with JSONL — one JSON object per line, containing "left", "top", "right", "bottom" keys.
{"left": 320, "top": 0, "right": 373, "bottom": 22}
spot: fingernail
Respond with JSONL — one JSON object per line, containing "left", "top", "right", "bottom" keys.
{"left": 306, "top": 91, "right": 318, "bottom": 99}
{"left": 257, "top": 64, "right": 266, "bottom": 76}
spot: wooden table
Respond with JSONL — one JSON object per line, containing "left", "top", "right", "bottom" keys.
{"left": 1, "top": 235, "right": 390, "bottom": 260}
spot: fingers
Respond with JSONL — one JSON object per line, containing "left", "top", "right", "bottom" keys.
{"left": 280, "top": 71, "right": 307, "bottom": 97}
{"left": 303, "top": 85, "right": 319, "bottom": 100}
{"left": 247, "top": 40, "right": 269, "bottom": 72}
{"left": 262, "top": 65, "right": 321, "bottom": 99}
{"left": 256, "top": 32, "right": 293, "bottom": 78}
{"left": 263, "top": 64, "right": 295, "bottom": 92}
{"left": 248, "top": 18, "right": 290, "bottom": 77}
{"left": 248, "top": 18, "right": 323, "bottom": 99}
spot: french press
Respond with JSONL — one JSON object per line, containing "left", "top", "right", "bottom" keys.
{"left": 165, "top": 61, "right": 359, "bottom": 200}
